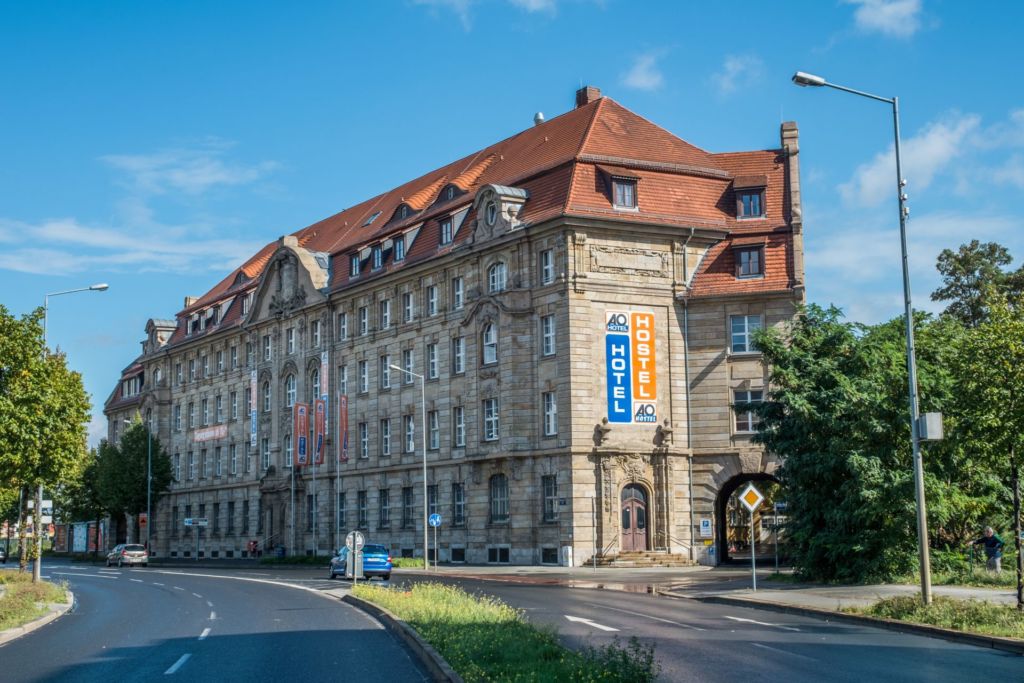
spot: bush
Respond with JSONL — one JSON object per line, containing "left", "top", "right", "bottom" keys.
{"left": 853, "top": 595, "right": 1024, "bottom": 639}
{"left": 0, "top": 573, "right": 67, "bottom": 630}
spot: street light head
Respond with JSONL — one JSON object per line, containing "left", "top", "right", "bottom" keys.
{"left": 792, "top": 71, "right": 826, "bottom": 87}
{"left": 90, "top": 283, "right": 110, "bottom": 291}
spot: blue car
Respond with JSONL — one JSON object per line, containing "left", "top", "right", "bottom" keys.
{"left": 329, "top": 544, "right": 392, "bottom": 581}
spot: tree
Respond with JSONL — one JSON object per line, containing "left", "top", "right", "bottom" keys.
{"left": 949, "top": 294, "right": 1024, "bottom": 609}
{"left": 931, "top": 240, "right": 1024, "bottom": 327}
{"left": 96, "top": 422, "right": 173, "bottom": 543}
{"left": 62, "top": 449, "right": 108, "bottom": 557}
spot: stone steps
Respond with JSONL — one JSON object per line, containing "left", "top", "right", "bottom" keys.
{"left": 591, "top": 551, "right": 695, "bottom": 568}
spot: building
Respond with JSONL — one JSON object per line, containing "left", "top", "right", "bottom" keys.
{"left": 104, "top": 86, "right": 804, "bottom": 565}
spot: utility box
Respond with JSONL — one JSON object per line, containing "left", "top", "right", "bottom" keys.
{"left": 561, "top": 546, "right": 573, "bottom": 567}
{"left": 918, "top": 412, "right": 944, "bottom": 441}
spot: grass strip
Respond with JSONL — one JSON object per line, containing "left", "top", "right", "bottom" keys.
{"left": 0, "top": 572, "right": 67, "bottom": 631}
{"left": 353, "top": 582, "right": 658, "bottom": 682}
{"left": 845, "top": 595, "right": 1024, "bottom": 640}
{"left": 390, "top": 557, "right": 425, "bottom": 568}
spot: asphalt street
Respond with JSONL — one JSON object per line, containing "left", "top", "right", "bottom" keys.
{"left": 0, "top": 560, "right": 427, "bottom": 683}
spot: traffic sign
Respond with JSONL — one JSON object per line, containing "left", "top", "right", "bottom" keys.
{"left": 699, "top": 518, "right": 713, "bottom": 538}
{"left": 774, "top": 501, "right": 787, "bottom": 512}
{"left": 739, "top": 484, "right": 764, "bottom": 512}
{"left": 345, "top": 530, "right": 365, "bottom": 551}
{"left": 139, "top": 513, "right": 148, "bottom": 527}
{"left": 428, "top": 513, "right": 442, "bottom": 527}
{"left": 184, "top": 518, "right": 209, "bottom": 527}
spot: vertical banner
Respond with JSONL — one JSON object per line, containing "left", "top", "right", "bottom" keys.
{"left": 320, "top": 350, "right": 329, "bottom": 436}
{"left": 338, "top": 395, "right": 349, "bottom": 463}
{"left": 604, "top": 311, "right": 657, "bottom": 424}
{"left": 293, "top": 402, "right": 309, "bottom": 467}
{"left": 249, "top": 369, "right": 258, "bottom": 447}
{"left": 313, "top": 399, "right": 326, "bottom": 465}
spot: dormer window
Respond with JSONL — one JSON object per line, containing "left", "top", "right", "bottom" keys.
{"left": 445, "top": 186, "right": 456, "bottom": 201}
{"left": 363, "top": 211, "right": 381, "bottom": 227}
{"left": 735, "top": 246, "right": 764, "bottom": 278}
{"left": 612, "top": 178, "right": 637, "bottom": 209}
{"left": 397, "top": 205, "right": 409, "bottom": 220}
{"left": 485, "top": 201, "right": 498, "bottom": 226}
{"left": 394, "top": 236, "right": 405, "bottom": 261}
{"left": 738, "top": 191, "right": 764, "bottom": 218}
{"left": 350, "top": 254, "right": 361, "bottom": 277}
{"left": 440, "top": 219, "right": 453, "bottom": 245}
{"left": 372, "top": 245, "right": 383, "bottom": 270}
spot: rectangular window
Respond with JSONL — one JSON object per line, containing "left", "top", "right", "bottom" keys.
{"left": 202, "top": 399, "right": 209, "bottom": 426}
{"left": 311, "top": 319, "right": 321, "bottom": 347}
{"left": 378, "top": 489, "right": 390, "bottom": 528}
{"left": 351, "top": 254, "right": 361, "bottom": 277}
{"left": 230, "top": 444, "right": 238, "bottom": 475}
{"left": 540, "top": 249, "right": 555, "bottom": 285}
{"left": 394, "top": 236, "right": 405, "bottom": 261}
{"left": 230, "top": 391, "right": 238, "bottom": 419}
{"left": 451, "top": 276, "right": 464, "bottom": 309}
{"left": 379, "top": 419, "right": 391, "bottom": 456}
{"left": 227, "top": 501, "right": 235, "bottom": 534}
{"left": 542, "top": 475, "right": 558, "bottom": 522}
{"left": 404, "top": 414, "right": 415, "bottom": 453}
{"left": 359, "top": 422, "right": 369, "bottom": 458}
{"left": 427, "top": 343, "right": 438, "bottom": 379}
{"left": 428, "top": 484, "right": 438, "bottom": 517}
{"left": 306, "top": 494, "right": 316, "bottom": 532}
{"left": 230, "top": 346, "right": 238, "bottom": 369}
{"left": 440, "top": 218, "right": 453, "bottom": 245}
{"left": 174, "top": 404, "right": 182, "bottom": 431}
{"left": 736, "top": 246, "right": 764, "bottom": 278}
{"left": 359, "top": 306, "right": 368, "bottom": 335}
{"left": 263, "top": 335, "right": 272, "bottom": 361}
{"left": 487, "top": 546, "right": 511, "bottom": 563}
{"left": 202, "top": 354, "right": 209, "bottom": 377}
{"left": 453, "top": 406, "right": 465, "bottom": 447}
{"left": 175, "top": 362, "right": 183, "bottom": 385}
{"left": 452, "top": 483, "right": 465, "bottom": 526}
{"left": 261, "top": 437, "right": 270, "bottom": 470}
{"left": 215, "top": 446, "right": 222, "bottom": 477}
{"left": 337, "top": 492, "right": 346, "bottom": 531}
{"left": 403, "top": 292, "right": 414, "bottom": 322}
{"left": 357, "top": 490, "right": 368, "bottom": 528}
{"left": 379, "top": 299, "right": 391, "bottom": 329}
{"left": 379, "top": 355, "right": 391, "bottom": 389}
{"left": 541, "top": 315, "right": 556, "bottom": 356}
{"left": 246, "top": 342, "right": 253, "bottom": 367}
{"left": 172, "top": 506, "right": 179, "bottom": 534}
{"left": 426, "top": 285, "right": 438, "bottom": 316}
{"left": 245, "top": 443, "right": 252, "bottom": 473}
{"left": 734, "top": 389, "right": 764, "bottom": 433}
{"left": 189, "top": 359, "right": 197, "bottom": 380}
{"left": 202, "top": 449, "right": 210, "bottom": 478}
{"left": 215, "top": 395, "right": 224, "bottom": 422}
{"left": 286, "top": 328, "right": 295, "bottom": 354}
{"left": 428, "top": 410, "right": 440, "bottom": 450}
{"left": 738, "top": 190, "right": 764, "bottom": 218}
{"left": 483, "top": 398, "right": 499, "bottom": 441}
{"left": 358, "top": 360, "right": 369, "bottom": 393}
{"left": 339, "top": 364, "right": 348, "bottom": 395}
{"left": 242, "top": 499, "right": 249, "bottom": 534}
{"left": 402, "top": 487, "right": 414, "bottom": 528}
{"left": 730, "top": 314, "right": 763, "bottom": 354}
{"left": 216, "top": 350, "right": 224, "bottom": 373}
{"left": 173, "top": 453, "right": 181, "bottom": 481}
{"left": 452, "top": 336, "right": 465, "bottom": 374}
{"left": 212, "top": 503, "right": 220, "bottom": 532}
{"left": 402, "top": 349, "right": 413, "bottom": 383}
{"left": 188, "top": 402, "right": 195, "bottom": 428}
{"left": 613, "top": 178, "right": 637, "bottom": 208}
{"left": 543, "top": 391, "right": 557, "bottom": 436}
{"left": 372, "top": 245, "right": 383, "bottom": 270}
{"left": 338, "top": 312, "right": 349, "bottom": 340}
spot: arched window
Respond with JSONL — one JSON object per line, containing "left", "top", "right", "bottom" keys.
{"left": 285, "top": 373, "right": 296, "bottom": 408}
{"left": 488, "top": 262, "right": 507, "bottom": 293}
{"left": 489, "top": 474, "right": 509, "bottom": 523}
{"left": 485, "top": 201, "right": 498, "bottom": 226}
{"left": 482, "top": 323, "right": 497, "bottom": 364}
{"left": 309, "top": 368, "right": 320, "bottom": 402}
{"left": 262, "top": 381, "right": 271, "bottom": 412}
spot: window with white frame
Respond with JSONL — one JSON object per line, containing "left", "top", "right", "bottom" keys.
{"left": 174, "top": 404, "right": 182, "bottom": 431}
{"left": 452, "top": 482, "right": 465, "bottom": 525}
{"left": 202, "top": 354, "right": 209, "bottom": 377}
{"left": 541, "top": 314, "right": 556, "bottom": 356}
{"left": 379, "top": 355, "right": 391, "bottom": 389}
{"left": 426, "top": 285, "right": 438, "bottom": 316}
{"left": 350, "top": 254, "right": 361, "bottom": 277}
{"left": 440, "top": 218, "right": 453, "bottom": 245}
{"left": 404, "top": 414, "right": 415, "bottom": 453}
{"left": 261, "top": 438, "right": 270, "bottom": 470}
{"left": 230, "top": 346, "right": 238, "bottom": 369}
{"left": 452, "top": 336, "right": 465, "bottom": 374}
{"left": 734, "top": 389, "right": 763, "bottom": 433}
{"left": 338, "top": 312, "right": 349, "bottom": 340}
{"left": 201, "top": 449, "right": 209, "bottom": 478}
{"left": 451, "top": 276, "right": 464, "bottom": 310}
{"left": 730, "top": 314, "right": 763, "bottom": 353}
{"left": 188, "top": 451, "right": 196, "bottom": 480}
{"left": 379, "top": 299, "right": 391, "bottom": 329}
{"left": 483, "top": 398, "right": 499, "bottom": 441}
{"left": 482, "top": 324, "right": 497, "bottom": 364}
{"left": 262, "top": 381, "right": 271, "bottom": 412}
{"left": 427, "top": 343, "right": 438, "bottom": 379}
{"left": 540, "top": 249, "right": 555, "bottom": 285}
{"left": 215, "top": 395, "right": 224, "bottom": 422}
{"left": 189, "top": 359, "right": 197, "bottom": 380}
{"left": 402, "top": 349, "right": 413, "bottom": 382}
{"left": 263, "top": 335, "right": 272, "bottom": 361}
{"left": 359, "top": 422, "right": 368, "bottom": 458}
{"left": 612, "top": 177, "right": 637, "bottom": 209}
{"left": 542, "top": 475, "right": 558, "bottom": 522}
{"left": 230, "top": 444, "right": 238, "bottom": 475}
{"left": 358, "top": 360, "right": 368, "bottom": 393}
{"left": 338, "top": 364, "right": 348, "bottom": 395}
{"left": 379, "top": 419, "right": 391, "bottom": 456}
{"left": 285, "top": 374, "right": 296, "bottom": 407}
{"left": 394, "top": 236, "right": 405, "bottom": 261}
{"left": 359, "top": 306, "right": 368, "bottom": 335}
{"left": 372, "top": 244, "right": 383, "bottom": 270}
{"left": 428, "top": 410, "right": 439, "bottom": 449}
{"left": 202, "top": 398, "right": 209, "bottom": 426}
{"left": 309, "top": 368, "right": 320, "bottom": 402}
{"left": 542, "top": 391, "right": 557, "bottom": 436}
{"left": 231, "top": 391, "right": 237, "bottom": 419}
{"left": 489, "top": 474, "right": 509, "bottom": 523}
{"left": 215, "top": 446, "right": 223, "bottom": 477}
{"left": 284, "top": 433, "right": 292, "bottom": 468}
{"left": 403, "top": 292, "right": 414, "bottom": 322}
{"left": 286, "top": 328, "right": 295, "bottom": 354}
{"left": 311, "top": 319, "right": 321, "bottom": 347}
{"left": 488, "top": 262, "right": 507, "bottom": 293}
{"left": 173, "top": 453, "right": 181, "bottom": 481}
{"left": 188, "top": 402, "right": 195, "bottom": 427}
{"left": 216, "top": 350, "right": 224, "bottom": 373}
{"left": 176, "top": 362, "right": 183, "bottom": 385}
{"left": 453, "top": 406, "right": 465, "bottom": 447}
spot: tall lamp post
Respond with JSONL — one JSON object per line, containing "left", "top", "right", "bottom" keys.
{"left": 39, "top": 282, "right": 109, "bottom": 582}
{"left": 390, "top": 364, "right": 429, "bottom": 570}
{"left": 124, "top": 415, "right": 153, "bottom": 552}
{"left": 792, "top": 71, "right": 932, "bottom": 604}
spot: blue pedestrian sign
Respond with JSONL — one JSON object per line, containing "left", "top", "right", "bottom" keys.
{"left": 428, "top": 513, "right": 442, "bottom": 527}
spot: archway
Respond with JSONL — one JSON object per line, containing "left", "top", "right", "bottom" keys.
{"left": 620, "top": 483, "right": 650, "bottom": 552}
{"left": 715, "top": 473, "right": 784, "bottom": 564}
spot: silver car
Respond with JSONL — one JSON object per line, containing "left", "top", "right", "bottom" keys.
{"left": 106, "top": 543, "right": 149, "bottom": 567}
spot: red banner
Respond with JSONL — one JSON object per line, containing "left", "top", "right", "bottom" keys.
{"left": 314, "top": 399, "right": 326, "bottom": 465}
{"left": 293, "top": 402, "right": 309, "bottom": 467}
{"left": 339, "top": 394, "right": 349, "bottom": 463}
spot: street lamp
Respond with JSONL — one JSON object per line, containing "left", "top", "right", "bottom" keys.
{"left": 390, "top": 364, "right": 429, "bottom": 570}
{"left": 124, "top": 415, "right": 153, "bottom": 552}
{"left": 38, "top": 282, "right": 109, "bottom": 582}
{"left": 792, "top": 71, "right": 933, "bottom": 604}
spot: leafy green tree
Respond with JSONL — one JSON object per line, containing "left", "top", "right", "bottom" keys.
{"left": 931, "top": 240, "right": 1024, "bottom": 327}
{"left": 62, "top": 449, "right": 109, "bottom": 557}
{"left": 97, "top": 422, "right": 173, "bottom": 542}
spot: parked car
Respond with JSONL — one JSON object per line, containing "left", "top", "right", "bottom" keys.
{"left": 106, "top": 543, "right": 149, "bottom": 567}
{"left": 0, "top": 547, "right": 6, "bottom": 563}
{"left": 328, "top": 544, "right": 391, "bottom": 581}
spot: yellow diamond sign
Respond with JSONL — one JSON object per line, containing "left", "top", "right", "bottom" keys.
{"left": 739, "top": 484, "right": 764, "bottom": 512}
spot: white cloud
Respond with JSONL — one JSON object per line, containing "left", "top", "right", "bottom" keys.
{"left": 846, "top": 0, "right": 923, "bottom": 38}
{"left": 509, "top": 0, "right": 557, "bottom": 12}
{"left": 87, "top": 412, "right": 108, "bottom": 448}
{"left": 991, "top": 155, "right": 1024, "bottom": 188}
{"left": 711, "top": 54, "right": 764, "bottom": 96}
{"left": 101, "top": 141, "right": 278, "bottom": 196}
{"left": 621, "top": 52, "right": 664, "bottom": 92}
{"left": 838, "top": 114, "right": 980, "bottom": 207}
{"left": 412, "top": 0, "right": 475, "bottom": 30}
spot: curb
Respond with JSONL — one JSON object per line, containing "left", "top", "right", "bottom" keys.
{"left": 681, "top": 593, "right": 1024, "bottom": 656}
{"left": 0, "top": 589, "right": 75, "bottom": 648}
{"left": 342, "top": 593, "right": 463, "bottom": 683}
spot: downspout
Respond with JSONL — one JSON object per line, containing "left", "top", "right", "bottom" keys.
{"left": 681, "top": 228, "right": 696, "bottom": 562}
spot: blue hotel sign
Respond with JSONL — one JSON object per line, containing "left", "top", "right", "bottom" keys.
{"left": 605, "top": 311, "right": 657, "bottom": 424}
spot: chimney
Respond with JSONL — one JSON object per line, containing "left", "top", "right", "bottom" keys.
{"left": 184, "top": 296, "right": 199, "bottom": 308}
{"left": 575, "top": 85, "right": 601, "bottom": 108}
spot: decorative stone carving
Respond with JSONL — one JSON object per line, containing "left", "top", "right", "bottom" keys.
{"left": 595, "top": 418, "right": 612, "bottom": 444}
{"left": 616, "top": 453, "right": 646, "bottom": 482}
{"left": 590, "top": 246, "right": 669, "bottom": 277}
{"left": 655, "top": 419, "right": 673, "bottom": 446}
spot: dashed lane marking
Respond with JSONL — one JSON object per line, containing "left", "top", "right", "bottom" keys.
{"left": 209, "top": 611, "right": 216, "bottom": 620}
{"left": 199, "top": 628, "right": 211, "bottom": 641}
{"left": 53, "top": 572, "right": 117, "bottom": 580}
{"left": 587, "top": 603, "right": 706, "bottom": 631}
{"left": 153, "top": 582, "right": 165, "bottom": 586}
{"left": 206, "top": 600, "right": 214, "bottom": 608}
{"left": 752, "top": 642, "right": 818, "bottom": 662}
{"left": 164, "top": 653, "right": 191, "bottom": 675}
{"left": 130, "top": 578, "right": 144, "bottom": 583}
{"left": 173, "top": 586, "right": 185, "bottom": 591}
{"left": 725, "top": 616, "right": 801, "bottom": 632}
{"left": 192, "top": 593, "right": 203, "bottom": 599}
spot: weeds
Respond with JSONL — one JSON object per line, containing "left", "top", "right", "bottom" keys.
{"left": 848, "top": 595, "right": 1024, "bottom": 639}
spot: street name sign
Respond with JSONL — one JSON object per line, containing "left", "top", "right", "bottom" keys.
{"left": 184, "top": 518, "right": 209, "bottom": 527}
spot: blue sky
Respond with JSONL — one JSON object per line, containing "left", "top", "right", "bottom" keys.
{"left": 2, "top": 0, "right": 1021, "bottom": 445}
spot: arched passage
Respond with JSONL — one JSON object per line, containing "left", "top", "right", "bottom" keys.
{"left": 715, "top": 473, "right": 783, "bottom": 564}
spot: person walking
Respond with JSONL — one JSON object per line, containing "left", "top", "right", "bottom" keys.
{"left": 970, "top": 526, "right": 1006, "bottom": 574}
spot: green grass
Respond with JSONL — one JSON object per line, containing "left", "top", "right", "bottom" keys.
{"left": 846, "top": 596, "right": 1024, "bottom": 639}
{"left": 353, "top": 582, "right": 659, "bottom": 682}
{"left": 0, "top": 572, "right": 67, "bottom": 630}
{"left": 390, "top": 557, "right": 425, "bottom": 568}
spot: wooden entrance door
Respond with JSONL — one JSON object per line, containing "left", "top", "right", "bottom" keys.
{"left": 621, "top": 484, "right": 648, "bottom": 552}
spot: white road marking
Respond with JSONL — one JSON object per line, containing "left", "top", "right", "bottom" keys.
{"left": 725, "top": 616, "right": 801, "bottom": 632}
{"left": 565, "top": 615, "right": 619, "bottom": 632}
{"left": 173, "top": 586, "right": 185, "bottom": 591}
{"left": 192, "top": 593, "right": 203, "bottom": 598}
{"left": 130, "top": 578, "right": 144, "bottom": 583}
{"left": 153, "top": 582, "right": 165, "bottom": 586}
{"left": 587, "top": 603, "right": 705, "bottom": 631}
{"left": 164, "top": 653, "right": 191, "bottom": 675}
{"left": 53, "top": 572, "right": 117, "bottom": 580}
{"left": 199, "top": 628, "right": 211, "bottom": 640}
{"left": 209, "top": 611, "right": 216, "bottom": 620}
{"left": 752, "top": 642, "right": 818, "bottom": 662}
{"left": 206, "top": 600, "right": 214, "bottom": 608}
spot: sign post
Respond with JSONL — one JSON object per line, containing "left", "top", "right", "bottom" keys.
{"left": 773, "top": 501, "right": 786, "bottom": 573}
{"left": 429, "top": 513, "right": 441, "bottom": 571}
{"left": 345, "top": 530, "right": 365, "bottom": 587}
{"left": 739, "top": 484, "right": 764, "bottom": 591}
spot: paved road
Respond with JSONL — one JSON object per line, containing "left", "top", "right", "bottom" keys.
{"left": 0, "top": 561, "right": 427, "bottom": 683}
